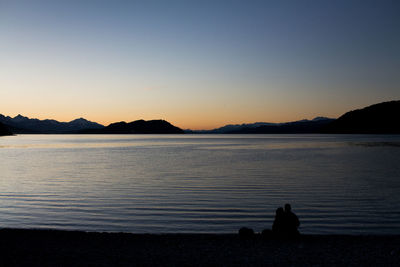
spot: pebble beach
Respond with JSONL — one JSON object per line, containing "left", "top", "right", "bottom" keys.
{"left": 1, "top": 229, "right": 399, "bottom": 266}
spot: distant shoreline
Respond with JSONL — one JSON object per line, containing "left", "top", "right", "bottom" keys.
{"left": 2, "top": 100, "right": 400, "bottom": 135}
{"left": 1, "top": 228, "right": 399, "bottom": 266}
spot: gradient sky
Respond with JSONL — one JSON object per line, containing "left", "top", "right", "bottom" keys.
{"left": 1, "top": 0, "right": 399, "bottom": 129}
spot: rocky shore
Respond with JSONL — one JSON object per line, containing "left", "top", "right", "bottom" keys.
{"left": 0, "top": 229, "right": 399, "bottom": 266}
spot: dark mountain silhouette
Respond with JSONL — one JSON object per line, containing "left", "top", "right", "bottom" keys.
{"left": 0, "top": 114, "right": 104, "bottom": 134}
{"left": 323, "top": 100, "right": 400, "bottom": 134}
{"left": 187, "top": 117, "right": 334, "bottom": 134}
{"left": 0, "top": 122, "right": 12, "bottom": 136}
{"left": 3, "top": 100, "right": 398, "bottom": 135}
{"left": 81, "top": 119, "right": 184, "bottom": 134}
{"left": 206, "top": 122, "right": 277, "bottom": 134}
{"left": 0, "top": 114, "right": 182, "bottom": 134}
{"left": 248, "top": 118, "right": 334, "bottom": 134}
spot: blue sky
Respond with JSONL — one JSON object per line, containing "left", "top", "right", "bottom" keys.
{"left": 1, "top": 0, "right": 399, "bottom": 129}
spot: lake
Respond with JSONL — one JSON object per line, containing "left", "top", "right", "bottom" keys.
{"left": 0, "top": 134, "right": 399, "bottom": 234}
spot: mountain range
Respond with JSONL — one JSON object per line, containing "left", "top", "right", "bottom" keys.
{"left": 0, "top": 114, "right": 104, "bottom": 134}
{"left": 188, "top": 100, "right": 400, "bottom": 134}
{"left": 1, "top": 100, "right": 399, "bottom": 136}
{"left": 187, "top": 117, "right": 335, "bottom": 134}
{"left": 0, "top": 115, "right": 184, "bottom": 135}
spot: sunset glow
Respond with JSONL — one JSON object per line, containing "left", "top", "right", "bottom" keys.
{"left": 1, "top": 1, "right": 399, "bottom": 130}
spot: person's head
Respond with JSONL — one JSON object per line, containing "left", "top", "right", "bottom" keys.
{"left": 284, "top": 203, "right": 291, "bottom": 212}
{"left": 276, "top": 207, "right": 284, "bottom": 216}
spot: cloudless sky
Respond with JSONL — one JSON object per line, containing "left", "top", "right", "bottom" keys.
{"left": 1, "top": 0, "right": 399, "bottom": 129}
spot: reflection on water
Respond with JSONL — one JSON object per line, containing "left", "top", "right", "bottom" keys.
{"left": 0, "top": 134, "right": 400, "bottom": 234}
{"left": 352, "top": 142, "right": 400, "bottom": 147}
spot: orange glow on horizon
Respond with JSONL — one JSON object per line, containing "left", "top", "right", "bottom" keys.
{"left": 1, "top": 111, "right": 342, "bottom": 131}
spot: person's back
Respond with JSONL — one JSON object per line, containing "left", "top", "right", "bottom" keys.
{"left": 284, "top": 203, "right": 300, "bottom": 236}
{"left": 272, "top": 207, "right": 285, "bottom": 235}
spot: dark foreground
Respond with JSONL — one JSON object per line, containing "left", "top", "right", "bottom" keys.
{"left": 0, "top": 229, "right": 399, "bottom": 266}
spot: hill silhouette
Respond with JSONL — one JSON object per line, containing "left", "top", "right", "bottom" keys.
{"left": 323, "top": 100, "right": 400, "bottom": 134}
{"left": 0, "top": 122, "right": 12, "bottom": 136}
{"left": 187, "top": 117, "right": 334, "bottom": 134}
{"left": 2, "top": 100, "right": 399, "bottom": 135}
{"left": 232, "top": 118, "right": 334, "bottom": 134}
{"left": 0, "top": 114, "right": 104, "bottom": 134}
{"left": 81, "top": 119, "right": 184, "bottom": 134}
{"left": 187, "top": 100, "right": 400, "bottom": 134}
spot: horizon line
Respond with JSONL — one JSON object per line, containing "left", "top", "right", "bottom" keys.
{"left": 1, "top": 112, "right": 337, "bottom": 131}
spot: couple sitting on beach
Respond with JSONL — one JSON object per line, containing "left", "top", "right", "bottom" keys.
{"left": 272, "top": 203, "right": 300, "bottom": 237}
{"left": 239, "top": 203, "right": 300, "bottom": 238}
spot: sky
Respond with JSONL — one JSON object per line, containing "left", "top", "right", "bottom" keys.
{"left": 1, "top": 0, "right": 399, "bottom": 130}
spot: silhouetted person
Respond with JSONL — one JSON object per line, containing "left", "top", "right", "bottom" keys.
{"left": 284, "top": 203, "right": 300, "bottom": 236}
{"left": 238, "top": 227, "right": 254, "bottom": 239}
{"left": 272, "top": 207, "right": 285, "bottom": 235}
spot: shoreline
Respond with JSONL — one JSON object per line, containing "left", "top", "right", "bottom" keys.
{"left": 1, "top": 229, "right": 399, "bottom": 266}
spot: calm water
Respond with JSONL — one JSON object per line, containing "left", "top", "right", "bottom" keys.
{"left": 1, "top": 134, "right": 400, "bottom": 234}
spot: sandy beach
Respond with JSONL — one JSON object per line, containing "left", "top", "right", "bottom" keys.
{"left": 0, "top": 229, "right": 399, "bottom": 266}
